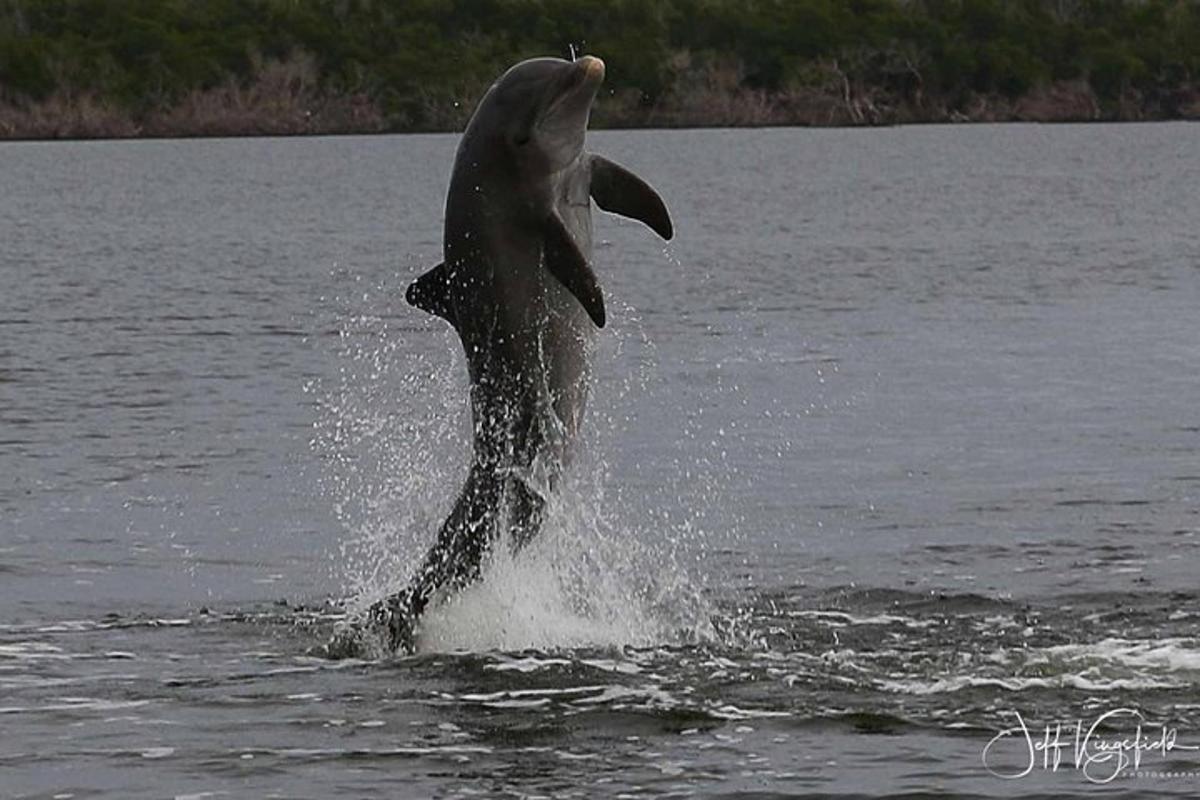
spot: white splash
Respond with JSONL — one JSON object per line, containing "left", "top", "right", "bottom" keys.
{"left": 416, "top": 504, "right": 698, "bottom": 652}
{"left": 316, "top": 279, "right": 718, "bottom": 654}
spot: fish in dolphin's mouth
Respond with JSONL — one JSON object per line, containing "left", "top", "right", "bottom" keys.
{"left": 576, "top": 55, "right": 606, "bottom": 85}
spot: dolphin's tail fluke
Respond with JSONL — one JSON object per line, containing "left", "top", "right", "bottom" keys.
{"left": 324, "top": 461, "right": 548, "bottom": 656}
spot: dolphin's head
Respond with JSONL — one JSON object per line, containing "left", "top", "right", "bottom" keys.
{"left": 475, "top": 55, "right": 605, "bottom": 173}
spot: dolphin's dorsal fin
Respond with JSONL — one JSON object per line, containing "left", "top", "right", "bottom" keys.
{"left": 589, "top": 155, "right": 674, "bottom": 241}
{"left": 543, "top": 213, "right": 605, "bottom": 328}
{"left": 406, "top": 262, "right": 459, "bottom": 329}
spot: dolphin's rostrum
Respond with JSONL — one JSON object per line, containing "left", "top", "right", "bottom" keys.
{"left": 349, "top": 55, "right": 672, "bottom": 654}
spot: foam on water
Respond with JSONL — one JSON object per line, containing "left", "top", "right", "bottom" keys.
{"left": 419, "top": 557, "right": 653, "bottom": 653}
{"left": 1043, "top": 637, "right": 1200, "bottom": 674}
{"left": 417, "top": 509, "right": 707, "bottom": 652}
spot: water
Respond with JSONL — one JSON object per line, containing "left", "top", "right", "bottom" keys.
{"left": 2, "top": 124, "right": 1199, "bottom": 797}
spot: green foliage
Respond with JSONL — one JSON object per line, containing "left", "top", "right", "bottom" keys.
{"left": 1, "top": 0, "right": 1197, "bottom": 125}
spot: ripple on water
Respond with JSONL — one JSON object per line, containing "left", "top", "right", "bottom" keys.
{"left": 2, "top": 588, "right": 1199, "bottom": 797}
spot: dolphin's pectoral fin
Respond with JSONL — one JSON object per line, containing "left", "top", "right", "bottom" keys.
{"left": 589, "top": 155, "right": 674, "bottom": 241}
{"left": 406, "top": 262, "right": 458, "bottom": 328}
{"left": 543, "top": 213, "right": 606, "bottom": 328}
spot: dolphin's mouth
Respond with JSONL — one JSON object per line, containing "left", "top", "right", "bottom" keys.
{"left": 524, "top": 56, "right": 604, "bottom": 167}
{"left": 543, "top": 56, "right": 604, "bottom": 120}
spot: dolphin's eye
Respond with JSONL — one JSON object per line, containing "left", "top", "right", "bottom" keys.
{"left": 513, "top": 133, "right": 531, "bottom": 147}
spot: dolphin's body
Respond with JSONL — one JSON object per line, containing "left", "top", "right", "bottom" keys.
{"left": 359, "top": 56, "right": 672, "bottom": 653}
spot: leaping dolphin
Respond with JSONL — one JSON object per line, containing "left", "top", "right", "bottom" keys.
{"left": 344, "top": 55, "right": 673, "bottom": 654}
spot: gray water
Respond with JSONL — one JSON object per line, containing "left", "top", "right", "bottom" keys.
{"left": 2, "top": 124, "right": 1198, "bottom": 798}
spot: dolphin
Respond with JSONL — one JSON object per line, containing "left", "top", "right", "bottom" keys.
{"left": 344, "top": 55, "right": 672, "bottom": 654}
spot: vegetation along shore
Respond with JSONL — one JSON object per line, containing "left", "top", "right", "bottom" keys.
{"left": 2, "top": 0, "right": 1198, "bottom": 140}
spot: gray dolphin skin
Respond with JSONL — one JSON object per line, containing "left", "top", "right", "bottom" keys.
{"left": 350, "top": 55, "right": 673, "bottom": 654}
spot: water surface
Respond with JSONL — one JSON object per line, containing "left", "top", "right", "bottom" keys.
{"left": 2, "top": 124, "right": 1199, "bottom": 797}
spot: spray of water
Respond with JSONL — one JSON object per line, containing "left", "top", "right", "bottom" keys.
{"left": 313, "top": 265, "right": 721, "bottom": 654}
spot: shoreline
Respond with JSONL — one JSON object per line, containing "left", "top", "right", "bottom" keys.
{"left": 4, "top": 115, "right": 1195, "bottom": 145}
{"left": 1, "top": 116, "right": 1195, "bottom": 145}
{"left": 2, "top": 95, "right": 1197, "bottom": 144}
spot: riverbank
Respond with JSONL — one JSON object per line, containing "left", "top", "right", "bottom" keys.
{"left": 4, "top": 0, "right": 1198, "bottom": 140}
{"left": 3, "top": 74, "right": 1198, "bottom": 141}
